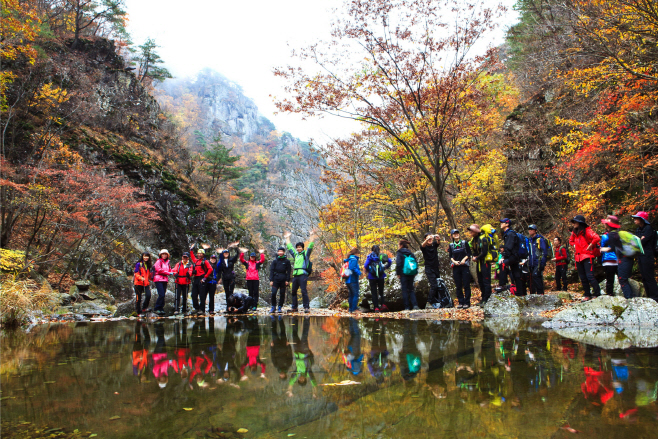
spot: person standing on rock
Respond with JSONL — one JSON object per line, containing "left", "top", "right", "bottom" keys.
{"left": 344, "top": 247, "right": 362, "bottom": 313}
{"left": 632, "top": 211, "right": 658, "bottom": 301}
{"left": 469, "top": 224, "right": 492, "bottom": 305}
{"left": 217, "top": 242, "right": 240, "bottom": 302}
{"left": 396, "top": 239, "right": 420, "bottom": 310}
{"left": 240, "top": 248, "right": 266, "bottom": 311}
{"left": 133, "top": 252, "right": 153, "bottom": 316}
{"left": 449, "top": 229, "right": 471, "bottom": 308}
{"left": 173, "top": 253, "right": 193, "bottom": 315}
{"left": 269, "top": 247, "right": 291, "bottom": 313}
{"left": 189, "top": 247, "right": 213, "bottom": 315}
{"left": 285, "top": 231, "right": 315, "bottom": 313}
{"left": 527, "top": 225, "right": 549, "bottom": 295}
{"left": 599, "top": 221, "right": 619, "bottom": 296}
{"left": 153, "top": 249, "right": 173, "bottom": 316}
{"left": 364, "top": 245, "right": 392, "bottom": 312}
{"left": 421, "top": 232, "right": 450, "bottom": 309}
{"left": 552, "top": 237, "right": 569, "bottom": 292}
{"left": 206, "top": 254, "right": 220, "bottom": 315}
{"left": 500, "top": 218, "right": 527, "bottom": 297}
{"left": 600, "top": 215, "right": 635, "bottom": 299}
{"left": 569, "top": 215, "right": 602, "bottom": 300}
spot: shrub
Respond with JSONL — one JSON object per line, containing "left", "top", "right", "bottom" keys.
{"left": 0, "top": 276, "right": 54, "bottom": 327}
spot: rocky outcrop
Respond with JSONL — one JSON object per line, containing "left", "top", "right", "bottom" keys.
{"left": 543, "top": 295, "right": 658, "bottom": 328}
{"left": 599, "top": 276, "right": 645, "bottom": 297}
{"left": 483, "top": 292, "right": 562, "bottom": 317}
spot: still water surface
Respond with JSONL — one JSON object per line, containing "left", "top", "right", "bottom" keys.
{"left": 2, "top": 316, "right": 658, "bottom": 438}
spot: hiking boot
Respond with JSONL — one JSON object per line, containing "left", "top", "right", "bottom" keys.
{"left": 374, "top": 307, "right": 380, "bottom": 312}
{"left": 304, "top": 308, "right": 310, "bottom": 314}
{"left": 380, "top": 304, "right": 389, "bottom": 312}
{"left": 269, "top": 306, "right": 276, "bottom": 314}
{"left": 277, "top": 306, "right": 282, "bottom": 313}
{"left": 173, "top": 310, "right": 179, "bottom": 315}
{"left": 143, "top": 308, "right": 152, "bottom": 313}
{"left": 412, "top": 306, "right": 420, "bottom": 310}
{"left": 431, "top": 303, "right": 441, "bottom": 309}
{"left": 463, "top": 304, "right": 470, "bottom": 309}
{"left": 291, "top": 308, "right": 298, "bottom": 313}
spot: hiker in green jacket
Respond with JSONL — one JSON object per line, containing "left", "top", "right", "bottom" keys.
{"left": 285, "top": 231, "right": 315, "bottom": 313}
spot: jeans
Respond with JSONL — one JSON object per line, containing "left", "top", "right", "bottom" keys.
{"left": 603, "top": 265, "right": 617, "bottom": 295}
{"left": 368, "top": 278, "right": 385, "bottom": 308}
{"left": 271, "top": 281, "right": 287, "bottom": 308}
{"left": 206, "top": 283, "right": 217, "bottom": 313}
{"left": 291, "top": 274, "right": 310, "bottom": 309}
{"left": 400, "top": 275, "right": 418, "bottom": 310}
{"left": 154, "top": 281, "right": 167, "bottom": 311}
{"left": 576, "top": 258, "right": 601, "bottom": 297}
{"left": 477, "top": 261, "right": 492, "bottom": 301}
{"left": 347, "top": 281, "right": 360, "bottom": 312}
{"left": 453, "top": 265, "right": 471, "bottom": 306}
{"left": 638, "top": 255, "right": 658, "bottom": 300}
{"left": 617, "top": 256, "right": 635, "bottom": 299}
{"left": 175, "top": 284, "right": 189, "bottom": 312}
{"left": 529, "top": 265, "right": 545, "bottom": 295}
{"left": 191, "top": 277, "right": 206, "bottom": 311}
{"left": 134, "top": 285, "right": 151, "bottom": 314}
{"left": 555, "top": 265, "right": 568, "bottom": 291}
{"left": 246, "top": 279, "right": 259, "bottom": 306}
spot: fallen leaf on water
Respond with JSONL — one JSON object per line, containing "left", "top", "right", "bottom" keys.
{"left": 237, "top": 428, "right": 248, "bottom": 433}
{"left": 114, "top": 392, "right": 119, "bottom": 395}
{"left": 89, "top": 435, "right": 98, "bottom": 438}
{"left": 183, "top": 408, "right": 194, "bottom": 411}
{"left": 288, "top": 434, "right": 296, "bottom": 437}
{"left": 109, "top": 416, "right": 121, "bottom": 420}
{"left": 560, "top": 425, "right": 579, "bottom": 434}
{"left": 44, "top": 381, "right": 56, "bottom": 384}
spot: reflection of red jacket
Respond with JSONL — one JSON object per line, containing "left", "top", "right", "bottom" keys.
{"left": 581, "top": 367, "right": 613, "bottom": 405}
{"left": 569, "top": 227, "right": 601, "bottom": 262}
{"left": 240, "top": 346, "right": 266, "bottom": 375}
{"left": 190, "top": 354, "right": 212, "bottom": 381}
{"left": 171, "top": 347, "right": 190, "bottom": 373}
{"left": 240, "top": 253, "right": 265, "bottom": 280}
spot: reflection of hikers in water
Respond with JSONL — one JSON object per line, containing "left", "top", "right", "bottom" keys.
{"left": 426, "top": 321, "right": 459, "bottom": 398}
{"left": 400, "top": 320, "right": 422, "bottom": 383}
{"left": 455, "top": 323, "right": 482, "bottom": 393}
{"left": 343, "top": 317, "right": 364, "bottom": 376}
{"left": 216, "top": 319, "right": 241, "bottom": 387}
{"left": 189, "top": 319, "right": 215, "bottom": 388}
{"left": 171, "top": 320, "right": 190, "bottom": 382}
{"left": 152, "top": 322, "right": 169, "bottom": 389}
{"left": 367, "top": 319, "right": 395, "bottom": 384}
{"left": 132, "top": 321, "right": 151, "bottom": 382}
{"left": 271, "top": 316, "right": 293, "bottom": 381}
{"left": 287, "top": 317, "right": 317, "bottom": 398}
{"left": 240, "top": 317, "right": 266, "bottom": 380}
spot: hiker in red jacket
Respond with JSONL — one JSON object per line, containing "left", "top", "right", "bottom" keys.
{"left": 172, "top": 253, "right": 193, "bottom": 314}
{"left": 240, "top": 249, "right": 266, "bottom": 311}
{"left": 189, "top": 247, "right": 213, "bottom": 315}
{"left": 569, "top": 215, "right": 601, "bottom": 300}
{"left": 133, "top": 252, "right": 152, "bottom": 315}
{"left": 552, "top": 237, "right": 569, "bottom": 292}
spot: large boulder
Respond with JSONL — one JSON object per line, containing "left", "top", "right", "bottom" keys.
{"left": 543, "top": 295, "right": 658, "bottom": 328}
{"left": 483, "top": 292, "right": 562, "bottom": 317}
{"left": 599, "top": 276, "right": 645, "bottom": 297}
{"left": 72, "top": 301, "right": 113, "bottom": 316}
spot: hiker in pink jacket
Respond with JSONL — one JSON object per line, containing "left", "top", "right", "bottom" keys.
{"left": 239, "top": 249, "right": 266, "bottom": 310}
{"left": 153, "top": 249, "right": 173, "bottom": 315}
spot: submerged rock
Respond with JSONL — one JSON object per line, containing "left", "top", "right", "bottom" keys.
{"left": 554, "top": 326, "right": 658, "bottom": 349}
{"left": 543, "top": 295, "right": 658, "bottom": 328}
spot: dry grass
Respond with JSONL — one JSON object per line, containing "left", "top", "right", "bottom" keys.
{"left": 0, "top": 275, "right": 55, "bottom": 327}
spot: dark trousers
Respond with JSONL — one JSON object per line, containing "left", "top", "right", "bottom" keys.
{"left": 603, "top": 265, "right": 617, "bottom": 295}
{"left": 291, "top": 274, "right": 309, "bottom": 309}
{"left": 369, "top": 278, "right": 385, "bottom": 308}
{"left": 206, "top": 283, "right": 217, "bottom": 313}
{"left": 617, "top": 256, "right": 635, "bottom": 299}
{"left": 347, "top": 281, "right": 360, "bottom": 312}
{"left": 555, "top": 265, "right": 568, "bottom": 291}
{"left": 271, "top": 281, "right": 287, "bottom": 308}
{"left": 508, "top": 262, "right": 527, "bottom": 296}
{"left": 477, "top": 261, "right": 492, "bottom": 302}
{"left": 529, "top": 265, "right": 545, "bottom": 295}
{"left": 134, "top": 285, "right": 151, "bottom": 314}
{"left": 498, "top": 265, "right": 508, "bottom": 287}
{"left": 175, "top": 284, "right": 189, "bottom": 312}
{"left": 154, "top": 281, "right": 167, "bottom": 311}
{"left": 400, "top": 275, "right": 418, "bottom": 310}
{"left": 426, "top": 266, "right": 441, "bottom": 305}
{"left": 576, "top": 258, "right": 601, "bottom": 297}
{"left": 246, "top": 279, "right": 259, "bottom": 306}
{"left": 191, "top": 277, "right": 206, "bottom": 311}
{"left": 453, "top": 265, "right": 471, "bottom": 305}
{"left": 222, "top": 277, "right": 235, "bottom": 298}
{"left": 638, "top": 255, "right": 658, "bottom": 300}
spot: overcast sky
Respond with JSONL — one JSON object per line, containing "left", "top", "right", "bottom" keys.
{"left": 124, "top": 0, "right": 519, "bottom": 142}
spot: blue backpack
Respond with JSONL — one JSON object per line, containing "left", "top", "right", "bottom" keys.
{"left": 402, "top": 254, "right": 418, "bottom": 276}
{"left": 516, "top": 232, "right": 529, "bottom": 258}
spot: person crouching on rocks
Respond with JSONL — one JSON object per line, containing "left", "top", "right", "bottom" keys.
{"left": 226, "top": 290, "right": 257, "bottom": 314}
{"left": 448, "top": 229, "right": 471, "bottom": 309}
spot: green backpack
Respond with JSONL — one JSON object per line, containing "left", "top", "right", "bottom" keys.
{"left": 619, "top": 231, "right": 644, "bottom": 257}
{"left": 402, "top": 254, "right": 418, "bottom": 276}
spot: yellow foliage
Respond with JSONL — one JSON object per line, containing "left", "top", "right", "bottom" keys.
{"left": 0, "top": 275, "right": 54, "bottom": 326}
{"left": 0, "top": 248, "right": 29, "bottom": 273}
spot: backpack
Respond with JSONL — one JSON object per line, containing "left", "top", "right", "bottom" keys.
{"left": 542, "top": 235, "right": 553, "bottom": 259}
{"left": 367, "top": 254, "right": 385, "bottom": 277}
{"left": 305, "top": 259, "right": 313, "bottom": 275}
{"left": 402, "top": 254, "right": 418, "bottom": 276}
{"left": 563, "top": 246, "right": 571, "bottom": 265}
{"left": 481, "top": 225, "right": 500, "bottom": 262}
{"left": 654, "top": 231, "right": 658, "bottom": 255}
{"left": 618, "top": 231, "right": 644, "bottom": 257}
{"left": 516, "top": 232, "right": 529, "bottom": 258}
{"left": 340, "top": 261, "right": 352, "bottom": 279}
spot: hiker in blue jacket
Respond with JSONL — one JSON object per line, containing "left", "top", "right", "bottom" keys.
{"left": 363, "top": 245, "right": 392, "bottom": 312}
{"left": 344, "top": 247, "right": 362, "bottom": 313}
{"left": 527, "top": 225, "right": 548, "bottom": 295}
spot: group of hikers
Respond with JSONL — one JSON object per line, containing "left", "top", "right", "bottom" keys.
{"left": 132, "top": 233, "right": 314, "bottom": 316}
{"left": 133, "top": 211, "right": 657, "bottom": 316}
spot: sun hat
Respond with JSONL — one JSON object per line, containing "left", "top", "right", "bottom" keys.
{"left": 570, "top": 215, "right": 588, "bottom": 226}
{"left": 631, "top": 211, "right": 650, "bottom": 225}
{"left": 468, "top": 224, "right": 481, "bottom": 234}
{"left": 159, "top": 249, "right": 169, "bottom": 257}
{"left": 601, "top": 215, "right": 621, "bottom": 229}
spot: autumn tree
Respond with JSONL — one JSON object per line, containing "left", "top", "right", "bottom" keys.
{"left": 275, "top": 0, "right": 508, "bottom": 228}
{"left": 134, "top": 38, "right": 172, "bottom": 85}
{"left": 198, "top": 134, "right": 243, "bottom": 196}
